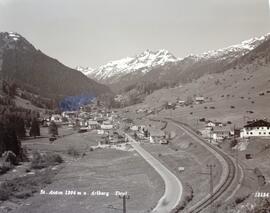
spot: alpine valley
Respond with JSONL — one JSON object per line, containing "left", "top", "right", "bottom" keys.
{"left": 78, "top": 33, "right": 270, "bottom": 105}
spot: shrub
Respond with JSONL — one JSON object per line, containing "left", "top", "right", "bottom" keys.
{"left": 230, "top": 139, "right": 238, "bottom": 148}
{"left": 2, "top": 151, "right": 17, "bottom": 165}
{"left": 31, "top": 151, "right": 63, "bottom": 169}
{"left": 0, "top": 162, "right": 13, "bottom": 175}
{"left": 67, "top": 147, "right": 80, "bottom": 157}
{"left": 31, "top": 151, "right": 44, "bottom": 169}
{"left": 20, "top": 146, "right": 29, "bottom": 162}
{"left": 235, "top": 195, "right": 248, "bottom": 204}
{"left": 47, "top": 153, "right": 63, "bottom": 164}
{"left": 0, "top": 183, "right": 10, "bottom": 201}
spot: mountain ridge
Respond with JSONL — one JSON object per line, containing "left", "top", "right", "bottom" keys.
{"left": 77, "top": 49, "right": 179, "bottom": 84}
{"left": 77, "top": 33, "right": 270, "bottom": 87}
{"left": 0, "top": 32, "right": 111, "bottom": 100}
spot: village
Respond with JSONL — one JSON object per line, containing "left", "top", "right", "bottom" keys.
{"left": 42, "top": 96, "right": 270, "bottom": 152}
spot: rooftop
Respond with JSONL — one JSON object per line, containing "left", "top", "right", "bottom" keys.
{"left": 149, "top": 129, "right": 165, "bottom": 137}
{"left": 244, "top": 119, "right": 270, "bottom": 128}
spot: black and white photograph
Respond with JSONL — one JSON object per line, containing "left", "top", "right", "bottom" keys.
{"left": 0, "top": 0, "right": 270, "bottom": 212}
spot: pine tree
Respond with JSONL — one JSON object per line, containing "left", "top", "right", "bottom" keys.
{"left": 1, "top": 124, "right": 21, "bottom": 157}
{"left": 30, "top": 118, "right": 40, "bottom": 138}
{"left": 15, "top": 117, "right": 26, "bottom": 138}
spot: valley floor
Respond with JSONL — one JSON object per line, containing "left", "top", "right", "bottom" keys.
{"left": 1, "top": 128, "right": 164, "bottom": 213}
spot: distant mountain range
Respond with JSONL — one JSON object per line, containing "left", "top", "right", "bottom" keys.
{"left": 76, "top": 49, "right": 179, "bottom": 84}
{"left": 78, "top": 33, "right": 270, "bottom": 93}
{"left": 0, "top": 32, "right": 110, "bottom": 100}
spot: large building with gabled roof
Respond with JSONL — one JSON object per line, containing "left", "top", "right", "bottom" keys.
{"left": 240, "top": 119, "right": 270, "bottom": 138}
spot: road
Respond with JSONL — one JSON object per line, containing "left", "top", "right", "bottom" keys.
{"left": 125, "top": 134, "right": 183, "bottom": 213}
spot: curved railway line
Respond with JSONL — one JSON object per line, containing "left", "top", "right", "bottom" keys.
{"left": 167, "top": 118, "right": 238, "bottom": 213}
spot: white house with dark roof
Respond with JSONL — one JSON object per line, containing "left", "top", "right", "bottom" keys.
{"left": 212, "top": 126, "right": 231, "bottom": 141}
{"left": 88, "top": 120, "right": 100, "bottom": 129}
{"left": 240, "top": 120, "right": 270, "bottom": 138}
{"left": 195, "top": 97, "right": 205, "bottom": 104}
{"left": 51, "top": 114, "right": 62, "bottom": 123}
{"left": 206, "top": 121, "right": 216, "bottom": 127}
{"left": 149, "top": 129, "right": 166, "bottom": 144}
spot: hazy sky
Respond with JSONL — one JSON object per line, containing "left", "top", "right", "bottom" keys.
{"left": 0, "top": 0, "right": 270, "bottom": 68}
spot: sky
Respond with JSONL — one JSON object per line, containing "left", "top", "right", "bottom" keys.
{"left": 0, "top": 0, "right": 270, "bottom": 68}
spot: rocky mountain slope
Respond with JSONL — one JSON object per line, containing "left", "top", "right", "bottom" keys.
{"left": 0, "top": 32, "right": 110, "bottom": 99}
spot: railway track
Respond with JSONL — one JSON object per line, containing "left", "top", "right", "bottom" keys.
{"left": 167, "top": 118, "right": 237, "bottom": 213}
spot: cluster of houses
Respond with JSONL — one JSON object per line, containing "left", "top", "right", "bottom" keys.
{"left": 163, "top": 97, "right": 206, "bottom": 110}
{"left": 129, "top": 124, "right": 169, "bottom": 144}
{"left": 42, "top": 107, "right": 119, "bottom": 132}
{"left": 66, "top": 110, "right": 117, "bottom": 131}
{"left": 201, "top": 119, "right": 270, "bottom": 143}
{"left": 99, "top": 131, "right": 127, "bottom": 146}
{"left": 201, "top": 120, "right": 233, "bottom": 143}
{"left": 176, "top": 96, "right": 205, "bottom": 106}
{"left": 134, "top": 97, "right": 207, "bottom": 116}
{"left": 41, "top": 104, "right": 134, "bottom": 146}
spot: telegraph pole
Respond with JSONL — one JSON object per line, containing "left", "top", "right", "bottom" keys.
{"left": 209, "top": 130, "right": 212, "bottom": 144}
{"left": 233, "top": 125, "right": 239, "bottom": 175}
{"left": 107, "top": 194, "right": 130, "bottom": 213}
{"left": 119, "top": 195, "right": 130, "bottom": 213}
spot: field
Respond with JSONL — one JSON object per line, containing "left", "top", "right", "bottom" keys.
{"left": 126, "top": 64, "right": 270, "bottom": 129}
{"left": 0, "top": 127, "right": 164, "bottom": 213}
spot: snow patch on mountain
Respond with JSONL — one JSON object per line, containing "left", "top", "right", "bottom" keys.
{"left": 76, "top": 66, "right": 94, "bottom": 76}
{"left": 7, "top": 32, "right": 20, "bottom": 41}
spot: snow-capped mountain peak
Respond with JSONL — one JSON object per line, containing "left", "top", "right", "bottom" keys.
{"left": 77, "top": 33, "right": 270, "bottom": 84}
{"left": 77, "top": 49, "right": 179, "bottom": 83}
{"left": 0, "top": 32, "right": 36, "bottom": 52}
{"left": 198, "top": 33, "right": 270, "bottom": 60}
